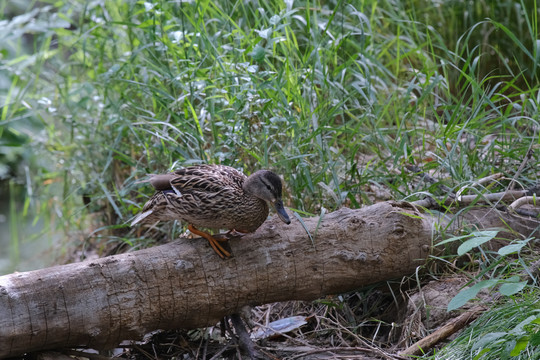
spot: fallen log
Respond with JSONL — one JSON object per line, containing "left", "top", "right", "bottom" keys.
{"left": 0, "top": 201, "right": 537, "bottom": 358}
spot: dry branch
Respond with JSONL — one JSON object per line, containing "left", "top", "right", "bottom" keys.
{"left": 399, "top": 305, "right": 485, "bottom": 356}
{"left": 0, "top": 200, "right": 538, "bottom": 358}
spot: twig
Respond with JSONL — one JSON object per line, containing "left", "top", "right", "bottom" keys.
{"left": 407, "top": 163, "right": 539, "bottom": 211}
{"left": 412, "top": 189, "right": 531, "bottom": 208}
{"left": 454, "top": 173, "right": 504, "bottom": 200}
{"left": 509, "top": 196, "right": 539, "bottom": 211}
{"left": 508, "top": 194, "right": 540, "bottom": 218}
{"left": 399, "top": 305, "right": 485, "bottom": 357}
{"left": 514, "top": 208, "right": 540, "bottom": 217}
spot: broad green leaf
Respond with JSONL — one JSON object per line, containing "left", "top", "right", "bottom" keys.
{"left": 499, "top": 281, "right": 527, "bottom": 296}
{"left": 438, "top": 230, "right": 498, "bottom": 249}
{"left": 448, "top": 280, "right": 498, "bottom": 311}
{"left": 510, "top": 336, "right": 529, "bottom": 356}
{"left": 255, "top": 28, "right": 272, "bottom": 39}
{"left": 269, "top": 15, "right": 281, "bottom": 25}
{"left": 250, "top": 44, "right": 265, "bottom": 62}
{"left": 498, "top": 241, "right": 528, "bottom": 256}
{"left": 457, "top": 231, "right": 498, "bottom": 255}
{"left": 473, "top": 230, "right": 499, "bottom": 238}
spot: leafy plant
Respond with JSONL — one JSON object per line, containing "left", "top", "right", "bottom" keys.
{"left": 437, "top": 231, "right": 533, "bottom": 311}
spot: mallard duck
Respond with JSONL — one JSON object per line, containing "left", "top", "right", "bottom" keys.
{"left": 131, "top": 164, "right": 291, "bottom": 258}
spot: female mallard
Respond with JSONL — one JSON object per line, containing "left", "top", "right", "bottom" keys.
{"left": 131, "top": 164, "right": 291, "bottom": 258}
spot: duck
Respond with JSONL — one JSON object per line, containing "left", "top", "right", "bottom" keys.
{"left": 131, "top": 164, "right": 291, "bottom": 258}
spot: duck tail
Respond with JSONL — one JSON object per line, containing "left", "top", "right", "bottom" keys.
{"left": 130, "top": 209, "right": 155, "bottom": 226}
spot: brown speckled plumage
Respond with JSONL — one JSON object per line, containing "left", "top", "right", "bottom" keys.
{"left": 131, "top": 164, "right": 291, "bottom": 236}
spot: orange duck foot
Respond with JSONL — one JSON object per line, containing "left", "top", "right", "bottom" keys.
{"left": 188, "top": 224, "right": 231, "bottom": 259}
{"left": 213, "top": 229, "right": 250, "bottom": 241}
{"left": 226, "top": 229, "right": 250, "bottom": 237}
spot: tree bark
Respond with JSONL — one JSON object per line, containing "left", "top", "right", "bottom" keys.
{"left": 0, "top": 201, "right": 537, "bottom": 358}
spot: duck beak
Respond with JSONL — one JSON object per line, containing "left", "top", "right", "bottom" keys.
{"left": 273, "top": 199, "right": 291, "bottom": 224}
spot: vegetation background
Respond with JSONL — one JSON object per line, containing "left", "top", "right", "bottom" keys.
{"left": 1, "top": 0, "right": 539, "bottom": 358}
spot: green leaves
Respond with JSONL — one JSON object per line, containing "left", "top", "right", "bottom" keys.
{"left": 447, "top": 279, "right": 498, "bottom": 312}
{"left": 437, "top": 230, "right": 499, "bottom": 255}
{"left": 471, "top": 314, "right": 540, "bottom": 359}
{"left": 457, "top": 231, "right": 498, "bottom": 256}
{"left": 249, "top": 44, "right": 266, "bottom": 62}
{"left": 441, "top": 232, "right": 533, "bottom": 312}
{"left": 448, "top": 278, "right": 529, "bottom": 312}
{"left": 498, "top": 240, "right": 531, "bottom": 256}
{"left": 499, "top": 277, "right": 528, "bottom": 297}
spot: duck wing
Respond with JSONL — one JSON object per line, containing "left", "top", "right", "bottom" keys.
{"left": 168, "top": 164, "right": 246, "bottom": 196}
{"left": 130, "top": 165, "right": 247, "bottom": 226}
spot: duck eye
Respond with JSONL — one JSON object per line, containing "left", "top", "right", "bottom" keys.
{"left": 266, "top": 184, "right": 272, "bottom": 191}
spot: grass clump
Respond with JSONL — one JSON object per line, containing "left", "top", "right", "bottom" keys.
{"left": 436, "top": 297, "right": 540, "bottom": 360}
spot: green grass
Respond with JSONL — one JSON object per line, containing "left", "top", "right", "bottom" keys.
{"left": 436, "top": 296, "right": 540, "bottom": 360}
{"left": 4, "top": 0, "right": 539, "bottom": 221}
{"left": 1, "top": 0, "right": 540, "bottom": 356}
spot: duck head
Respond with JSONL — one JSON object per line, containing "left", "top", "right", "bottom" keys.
{"left": 243, "top": 170, "right": 291, "bottom": 225}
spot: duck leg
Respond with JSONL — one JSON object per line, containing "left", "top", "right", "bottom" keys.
{"left": 227, "top": 229, "right": 250, "bottom": 237}
{"left": 188, "top": 224, "right": 231, "bottom": 259}
{"left": 213, "top": 229, "right": 250, "bottom": 241}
